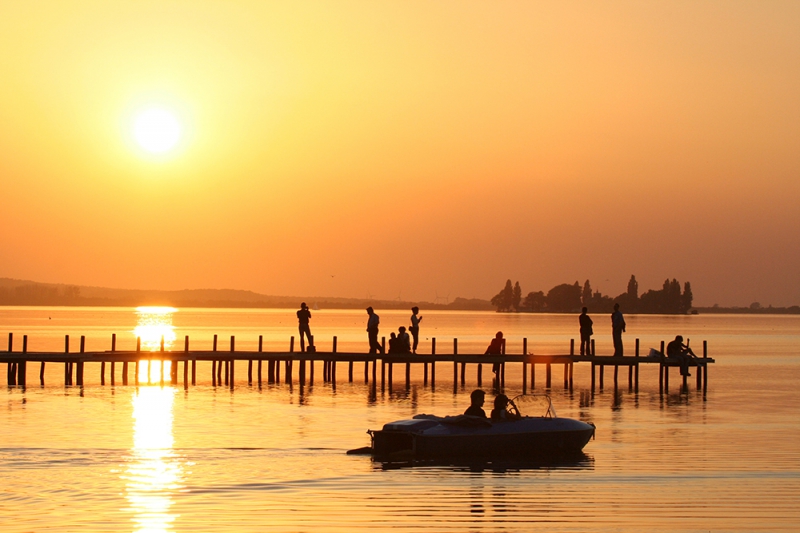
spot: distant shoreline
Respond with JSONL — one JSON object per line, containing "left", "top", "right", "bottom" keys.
{"left": 1, "top": 277, "right": 797, "bottom": 314}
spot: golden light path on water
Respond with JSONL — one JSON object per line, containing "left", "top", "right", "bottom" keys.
{"left": 123, "top": 386, "right": 185, "bottom": 533}
{"left": 134, "top": 307, "right": 177, "bottom": 383}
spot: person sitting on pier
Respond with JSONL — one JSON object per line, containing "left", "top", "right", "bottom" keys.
{"left": 397, "top": 326, "right": 411, "bottom": 354}
{"left": 490, "top": 394, "right": 521, "bottom": 422}
{"left": 666, "top": 335, "right": 697, "bottom": 377}
{"left": 464, "top": 389, "right": 487, "bottom": 418}
{"left": 485, "top": 331, "right": 504, "bottom": 374}
{"left": 387, "top": 332, "right": 400, "bottom": 354}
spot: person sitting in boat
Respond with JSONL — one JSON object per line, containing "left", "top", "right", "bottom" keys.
{"left": 491, "top": 394, "right": 521, "bottom": 422}
{"left": 397, "top": 326, "right": 412, "bottom": 353}
{"left": 464, "top": 389, "right": 487, "bottom": 418}
{"left": 666, "top": 335, "right": 697, "bottom": 377}
{"left": 485, "top": 331, "right": 504, "bottom": 374}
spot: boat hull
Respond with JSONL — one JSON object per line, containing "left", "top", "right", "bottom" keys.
{"left": 371, "top": 417, "right": 594, "bottom": 459}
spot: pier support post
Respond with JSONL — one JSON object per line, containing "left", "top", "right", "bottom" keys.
{"left": 18, "top": 335, "right": 27, "bottom": 388}
{"left": 371, "top": 357, "right": 377, "bottom": 398}
{"left": 453, "top": 338, "right": 458, "bottom": 393}
{"left": 381, "top": 356, "right": 386, "bottom": 392}
{"left": 634, "top": 339, "right": 640, "bottom": 392}
{"left": 531, "top": 361, "right": 536, "bottom": 390}
{"left": 430, "top": 338, "right": 436, "bottom": 389}
{"left": 591, "top": 362, "right": 595, "bottom": 391}
{"left": 702, "top": 340, "right": 708, "bottom": 393}
{"left": 599, "top": 364, "right": 604, "bottom": 390}
{"left": 546, "top": 362, "right": 552, "bottom": 389}
{"left": 76, "top": 336, "right": 86, "bottom": 387}
{"left": 569, "top": 361, "right": 575, "bottom": 391}
{"left": 64, "top": 335, "right": 70, "bottom": 386}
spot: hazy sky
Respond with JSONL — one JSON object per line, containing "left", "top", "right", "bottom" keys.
{"left": 1, "top": 1, "right": 798, "bottom": 307}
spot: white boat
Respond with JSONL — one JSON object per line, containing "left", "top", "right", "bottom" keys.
{"left": 365, "top": 395, "right": 595, "bottom": 459}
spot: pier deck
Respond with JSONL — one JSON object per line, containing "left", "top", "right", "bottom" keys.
{"left": 2, "top": 333, "right": 714, "bottom": 394}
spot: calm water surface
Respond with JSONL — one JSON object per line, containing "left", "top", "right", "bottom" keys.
{"left": 2, "top": 307, "right": 799, "bottom": 532}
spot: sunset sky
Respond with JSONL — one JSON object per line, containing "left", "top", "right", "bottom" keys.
{"left": 1, "top": 1, "right": 798, "bottom": 307}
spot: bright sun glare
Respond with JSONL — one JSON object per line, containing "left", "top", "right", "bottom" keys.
{"left": 133, "top": 108, "right": 182, "bottom": 154}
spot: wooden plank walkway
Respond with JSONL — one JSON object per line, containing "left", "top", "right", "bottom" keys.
{"left": 2, "top": 333, "right": 714, "bottom": 395}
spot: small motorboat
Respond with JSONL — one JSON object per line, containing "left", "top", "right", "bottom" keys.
{"left": 361, "top": 395, "right": 595, "bottom": 459}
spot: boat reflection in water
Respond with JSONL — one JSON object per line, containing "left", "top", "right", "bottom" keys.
{"left": 123, "top": 386, "right": 185, "bottom": 533}
{"left": 376, "top": 452, "right": 595, "bottom": 473}
{"left": 133, "top": 307, "right": 178, "bottom": 384}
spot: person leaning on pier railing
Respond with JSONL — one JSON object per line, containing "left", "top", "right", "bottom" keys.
{"left": 485, "top": 331, "right": 504, "bottom": 374}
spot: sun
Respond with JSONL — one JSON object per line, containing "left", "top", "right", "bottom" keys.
{"left": 132, "top": 107, "right": 182, "bottom": 154}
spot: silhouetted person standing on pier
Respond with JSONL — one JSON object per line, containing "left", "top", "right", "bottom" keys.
{"left": 410, "top": 306, "right": 423, "bottom": 353}
{"left": 611, "top": 303, "right": 626, "bottom": 356}
{"left": 366, "top": 307, "right": 384, "bottom": 354}
{"left": 485, "top": 331, "right": 504, "bottom": 374}
{"left": 297, "top": 302, "right": 313, "bottom": 352}
{"left": 666, "top": 335, "right": 697, "bottom": 377}
{"left": 579, "top": 307, "right": 593, "bottom": 355}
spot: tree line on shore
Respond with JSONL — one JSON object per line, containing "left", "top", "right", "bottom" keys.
{"left": 491, "top": 276, "right": 694, "bottom": 314}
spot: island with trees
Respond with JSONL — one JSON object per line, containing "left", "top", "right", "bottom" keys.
{"left": 491, "top": 275, "right": 695, "bottom": 314}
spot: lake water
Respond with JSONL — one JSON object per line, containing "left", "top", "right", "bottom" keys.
{"left": 2, "top": 307, "right": 799, "bottom": 532}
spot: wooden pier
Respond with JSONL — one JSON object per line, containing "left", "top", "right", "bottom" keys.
{"left": 2, "top": 333, "right": 714, "bottom": 395}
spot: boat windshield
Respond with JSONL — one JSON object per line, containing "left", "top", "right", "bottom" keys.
{"left": 510, "top": 394, "right": 557, "bottom": 418}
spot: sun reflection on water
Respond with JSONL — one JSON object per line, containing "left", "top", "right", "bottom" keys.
{"left": 124, "top": 387, "right": 184, "bottom": 533}
{"left": 134, "top": 307, "right": 177, "bottom": 383}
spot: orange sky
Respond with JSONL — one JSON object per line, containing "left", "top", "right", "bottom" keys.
{"left": 1, "top": 1, "right": 798, "bottom": 307}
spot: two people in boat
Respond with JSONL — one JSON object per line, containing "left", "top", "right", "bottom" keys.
{"left": 666, "top": 335, "right": 697, "bottom": 376}
{"left": 464, "top": 389, "right": 521, "bottom": 422}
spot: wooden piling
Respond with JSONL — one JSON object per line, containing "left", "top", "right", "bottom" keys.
{"left": 569, "top": 362, "right": 574, "bottom": 390}
{"left": 267, "top": 357, "right": 274, "bottom": 384}
{"left": 703, "top": 340, "right": 708, "bottom": 392}
{"left": 430, "top": 338, "right": 436, "bottom": 388}
{"left": 599, "top": 363, "right": 604, "bottom": 390}
{"left": 64, "top": 335, "right": 70, "bottom": 386}
{"left": 6, "top": 333, "right": 13, "bottom": 386}
{"left": 546, "top": 362, "right": 552, "bottom": 389}
{"left": 453, "top": 338, "right": 458, "bottom": 392}
{"left": 634, "top": 338, "right": 640, "bottom": 392}
{"left": 501, "top": 338, "right": 506, "bottom": 389}
{"left": 371, "top": 356, "right": 377, "bottom": 397}
{"left": 287, "top": 336, "right": 294, "bottom": 385}
{"left": 77, "top": 336, "right": 85, "bottom": 387}
{"left": 18, "top": 335, "right": 27, "bottom": 388}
